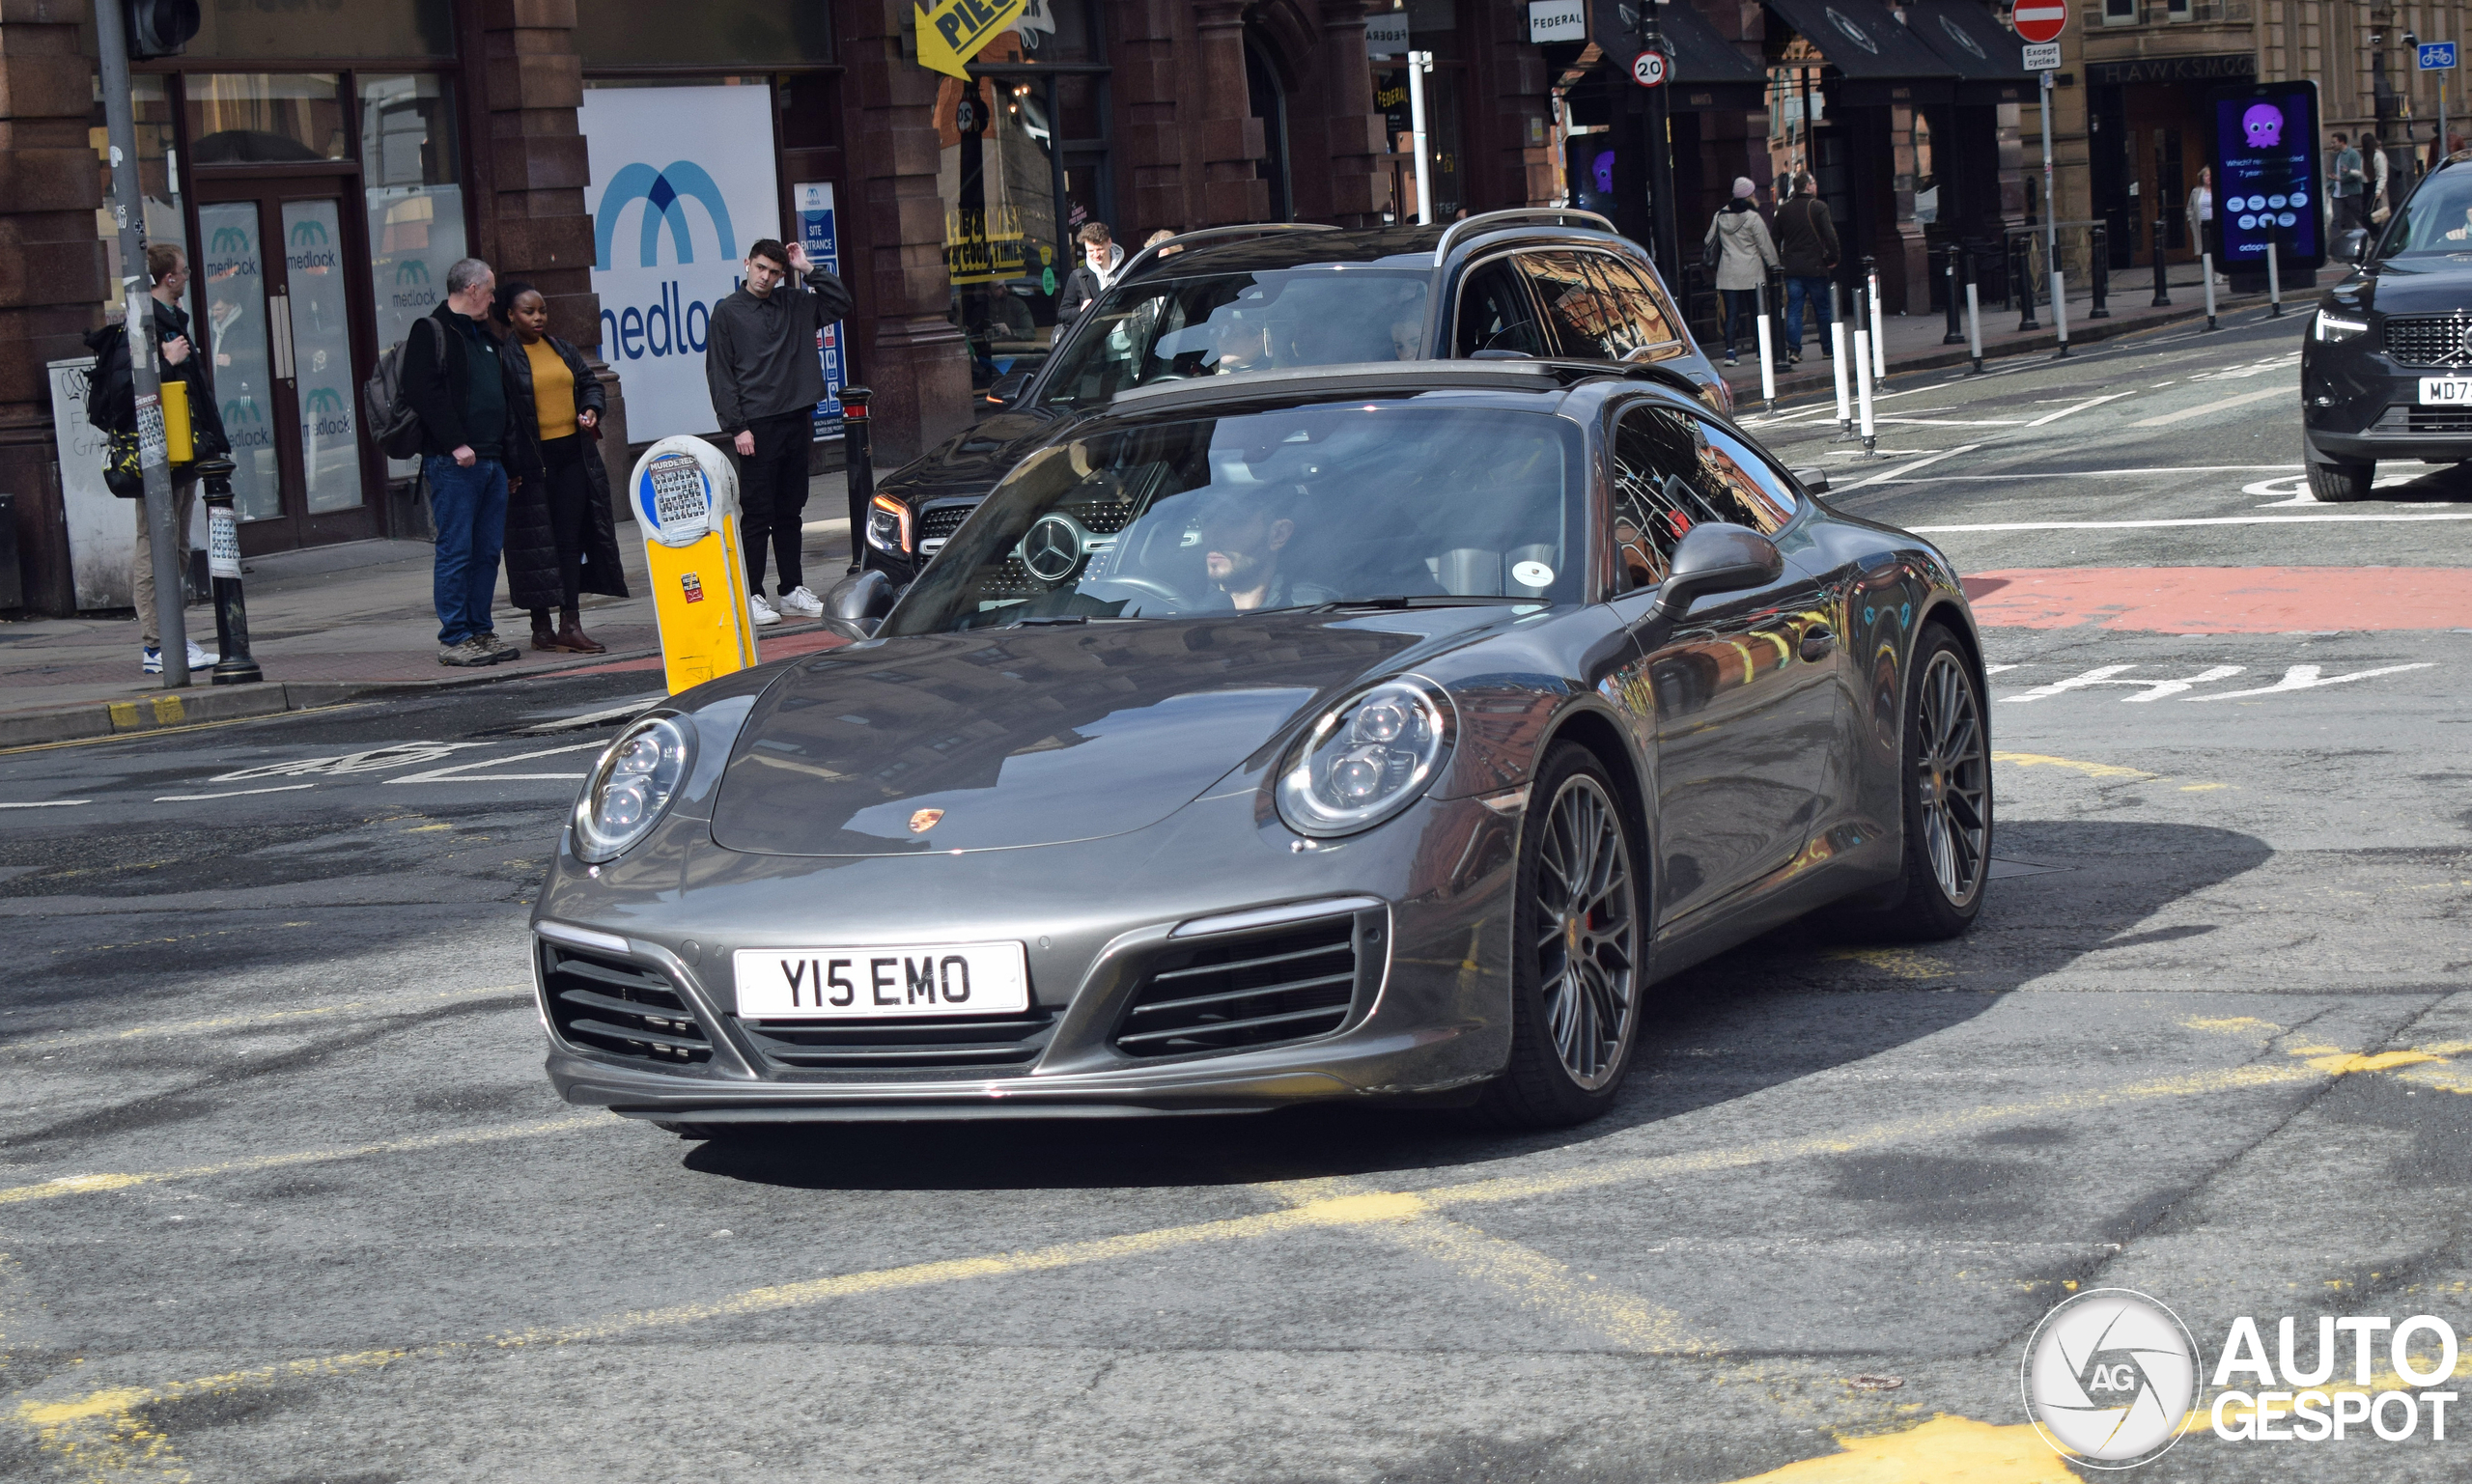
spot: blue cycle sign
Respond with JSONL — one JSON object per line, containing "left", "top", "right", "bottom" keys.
{"left": 2421, "top": 42, "right": 2458, "bottom": 70}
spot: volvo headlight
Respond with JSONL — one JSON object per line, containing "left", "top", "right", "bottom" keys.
{"left": 2314, "top": 310, "right": 2369, "bottom": 342}
{"left": 572, "top": 715, "right": 693, "bottom": 863}
{"left": 1275, "top": 678, "right": 1456, "bottom": 837}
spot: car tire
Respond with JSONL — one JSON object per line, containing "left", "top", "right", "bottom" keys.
{"left": 1840, "top": 625, "right": 1993, "bottom": 942}
{"left": 2307, "top": 460, "right": 2374, "bottom": 502}
{"left": 1473, "top": 743, "right": 1646, "bottom": 1130}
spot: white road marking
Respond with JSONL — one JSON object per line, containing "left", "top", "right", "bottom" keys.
{"left": 2127, "top": 385, "right": 2290, "bottom": 428}
{"left": 520, "top": 700, "right": 659, "bottom": 734}
{"left": 2188, "top": 663, "right": 2438, "bottom": 701}
{"left": 1836, "top": 444, "right": 1983, "bottom": 491}
{"left": 0, "top": 800, "right": 88, "bottom": 809}
{"left": 2026, "top": 392, "right": 2135, "bottom": 427}
{"left": 1913, "top": 513, "right": 2472, "bottom": 532}
{"left": 212, "top": 742, "right": 491, "bottom": 783}
{"left": 1998, "top": 664, "right": 2246, "bottom": 704}
{"left": 1868, "top": 466, "right": 2304, "bottom": 483}
{"left": 387, "top": 741, "right": 606, "bottom": 784}
{"left": 153, "top": 783, "right": 318, "bottom": 802}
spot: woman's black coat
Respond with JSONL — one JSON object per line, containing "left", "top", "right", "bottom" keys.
{"left": 499, "top": 333, "right": 631, "bottom": 611}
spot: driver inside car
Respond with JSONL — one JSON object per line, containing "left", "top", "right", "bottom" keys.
{"left": 1196, "top": 491, "right": 1330, "bottom": 611}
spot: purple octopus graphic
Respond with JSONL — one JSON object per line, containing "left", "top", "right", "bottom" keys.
{"left": 2242, "top": 102, "right": 2286, "bottom": 149}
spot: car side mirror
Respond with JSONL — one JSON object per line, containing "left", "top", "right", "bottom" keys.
{"left": 1789, "top": 466, "right": 1830, "bottom": 494}
{"left": 823, "top": 569, "right": 896, "bottom": 639}
{"left": 985, "top": 369, "right": 1032, "bottom": 407}
{"left": 1650, "top": 523, "right": 1784, "bottom": 626}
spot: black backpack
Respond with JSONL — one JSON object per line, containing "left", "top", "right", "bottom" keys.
{"left": 363, "top": 317, "right": 445, "bottom": 460}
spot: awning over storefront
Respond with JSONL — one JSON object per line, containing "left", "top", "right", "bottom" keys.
{"left": 1651, "top": 0, "right": 1766, "bottom": 111}
{"left": 1760, "top": 0, "right": 1957, "bottom": 106}
{"left": 1901, "top": 0, "right": 2036, "bottom": 105}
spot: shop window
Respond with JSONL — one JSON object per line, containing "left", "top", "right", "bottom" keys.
{"left": 360, "top": 76, "right": 466, "bottom": 433}
{"left": 154, "top": 0, "right": 452, "bottom": 58}
{"left": 778, "top": 72, "right": 842, "bottom": 152}
{"left": 90, "top": 75, "right": 185, "bottom": 320}
{"left": 2166, "top": 0, "right": 2192, "bottom": 16}
{"left": 2103, "top": 0, "right": 2140, "bottom": 24}
{"left": 185, "top": 73, "right": 347, "bottom": 164}
{"left": 576, "top": 0, "right": 831, "bottom": 68}
{"left": 1016, "top": 0, "right": 1102, "bottom": 63}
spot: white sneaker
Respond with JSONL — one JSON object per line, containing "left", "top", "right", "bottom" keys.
{"left": 776, "top": 585, "right": 825, "bottom": 618}
{"left": 185, "top": 639, "right": 214, "bottom": 668}
{"left": 748, "top": 593, "right": 781, "bottom": 627}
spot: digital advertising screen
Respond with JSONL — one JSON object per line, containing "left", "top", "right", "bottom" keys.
{"left": 2208, "top": 79, "right": 2325, "bottom": 270}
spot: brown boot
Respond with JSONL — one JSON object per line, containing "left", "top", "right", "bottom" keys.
{"left": 557, "top": 607, "right": 606, "bottom": 654}
{"left": 530, "top": 611, "right": 561, "bottom": 654}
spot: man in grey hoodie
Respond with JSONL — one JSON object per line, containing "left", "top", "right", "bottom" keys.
{"left": 1704, "top": 178, "right": 1780, "bottom": 367}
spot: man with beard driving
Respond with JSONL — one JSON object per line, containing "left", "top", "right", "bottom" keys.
{"left": 1196, "top": 490, "right": 1331, "bottom": 611}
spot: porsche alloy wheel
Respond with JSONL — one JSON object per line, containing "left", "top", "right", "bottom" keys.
{"left": 1478, "top": 744, "right": 1643, "bottom": 1128}
{"left": 1914, "top": 647, "right": 1990, "bottom": 910}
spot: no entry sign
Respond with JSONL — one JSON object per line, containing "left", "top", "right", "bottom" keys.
{"left": 1631, "top": 48, "right": 1668, "bottom": 88}
{"left": 2013, "top": 0, "right": 2066, "bottom": 44}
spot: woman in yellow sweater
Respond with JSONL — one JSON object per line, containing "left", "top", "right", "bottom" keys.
{"left": 492, "top": 282, "right": 631, "bottom": 653}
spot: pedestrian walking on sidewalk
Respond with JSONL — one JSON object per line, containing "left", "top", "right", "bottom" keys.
{"left": 1704, "top": 179, "right": 1779, "bottom": 368}
{"left": 401, "top": 257, "right": 522, "bottom": 667}
{"left": 2187, "top": 166, "right": 2218, "bottom": 274}
{"left": 85, "top": 243, "right": 231, "bottom": 675}
{"left": 2331, "top": 132, "right": 2365, "bottom": 235}
{"left": 705, "top": 236, "right": 855, "bottom": 626}
{"left": 2366, "top": 132, "right": 2393, "bottom": 226}
{"left": 493, "top": 282, "right": 630, "bottom": 656}
{"left": 1055, "top": 222, "right": 1123, "bottom": 322}
{"left": 1773, "top": 172, "right": 1838, "bottom": 366}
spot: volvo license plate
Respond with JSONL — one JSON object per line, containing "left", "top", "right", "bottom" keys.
{"left": 2419, "top": 378, "right": 2472, "bottom": 405}
{"left": 734, "top": 941, "right": 1029, "bottom": 1019}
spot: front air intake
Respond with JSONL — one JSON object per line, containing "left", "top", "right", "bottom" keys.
{"left": 542, "top": 944, "right": 713, "bottom": 1066}
{"left": 1110, "top": 912, "right": 1367, "bottom": 1058}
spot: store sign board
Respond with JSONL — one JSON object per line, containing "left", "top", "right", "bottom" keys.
{"left": 1365, "top": 13, "right": 1409, "bottom": 55}
{"left": 2209, "top": 79, "right": 2325, "bottom": 271}
{"left": 582, "top": 85, "right": 781, "bottom": 443}
{"left": 795, "top": 182, "right": 848, "bottom": 442}
{"left": 1528, "top": 0, "right": 1586, "bottom": 44}
{"left": 915, "top": 0, "right": 1029, "bottom": 77}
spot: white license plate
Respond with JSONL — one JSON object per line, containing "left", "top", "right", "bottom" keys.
{"left": 2419, "top": 378, "right": 2472, "bottom": 405}
{"left": 733, "top": 942, "right": 1028, "bottom": 1019}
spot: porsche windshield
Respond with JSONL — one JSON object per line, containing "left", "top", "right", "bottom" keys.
{"left": 883, "top": 404, "right": 1584, "bottom": 634}
{"left": 1039, "top": 270, "right": 1432, "bottom": 408}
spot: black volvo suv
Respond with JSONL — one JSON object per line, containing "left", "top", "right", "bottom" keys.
{"left": 858, "top": 210, "right": 1728, "bottom": 584}
{"left": 2304, "top": 154, "right": 2472, "bottom": 501}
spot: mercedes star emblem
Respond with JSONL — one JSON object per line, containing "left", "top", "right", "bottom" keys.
{"left": 1020, "top": 514, "right": 1083, "bottom": 583}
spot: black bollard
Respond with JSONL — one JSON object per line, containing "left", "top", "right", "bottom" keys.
{"left": 840, "top": 385, "right": 875, "bottom": 574}
{"left": 1941, "top": 244, "right": 1965, "bottom": 344}
{"left": 2016, "top": 238, "right": 2039, "bottom": 331}
{"left": 2149, "top": 214, "right": 2172, "bottom": 307}
{"left": 2089, "top": 222, "right": 2112, "bottom": 319}
{"left": 194, "top": 458, "right": 262, "bottom": 686}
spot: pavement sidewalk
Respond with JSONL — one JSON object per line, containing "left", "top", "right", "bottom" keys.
{"left": 1716, "top": 262, "right": 2289, "bottom": 406}
{"left": 0, "top": 472, "right": 855, "bottom": 749}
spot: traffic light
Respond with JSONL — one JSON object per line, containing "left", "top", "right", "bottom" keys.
{"left": 126, "top": 0, "right": 200, "bottom": 60}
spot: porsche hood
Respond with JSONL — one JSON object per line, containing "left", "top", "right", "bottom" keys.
{"left": 708, "top": 617, "right": 1429, "bottom": 855}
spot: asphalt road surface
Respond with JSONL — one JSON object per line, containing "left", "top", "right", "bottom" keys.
{"left": 4, "top": 307, "right": 2470, "bottom": 1482}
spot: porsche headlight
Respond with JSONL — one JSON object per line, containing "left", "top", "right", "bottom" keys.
{"left": 572, "top": 715, "right": 693, "bottom": 863}
{"left": 1275, "top": 678, "right": 1455, "bottom": 837}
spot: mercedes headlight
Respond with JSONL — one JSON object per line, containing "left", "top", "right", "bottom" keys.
{"left": 572, "top": 715, "right": 694, "bottom": 863}
{"left": 1275, "top": 678, "right": 1456, "bottom": 837}
{"left": 2314, "top": 310, "right": 2369, "bottom": 342}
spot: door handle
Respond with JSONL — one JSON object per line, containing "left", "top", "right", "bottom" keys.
{"left": 1799, "top": 626, "right": 1837, "bottom": 662}
{"left": 267, "top": 294, "right": 295, "bottom": 381}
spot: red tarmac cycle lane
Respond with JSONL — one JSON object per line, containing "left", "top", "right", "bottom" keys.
{"left": 1960, "top": 568, "right": 2472, "bottom": 633}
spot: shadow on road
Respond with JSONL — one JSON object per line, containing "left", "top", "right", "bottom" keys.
{"left": 684, "top": 819, "right": 2275, "bottom": 1193}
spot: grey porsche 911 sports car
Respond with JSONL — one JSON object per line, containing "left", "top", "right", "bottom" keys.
{"left": 533, "top": 360, "right": 1991, "bottom": 1132}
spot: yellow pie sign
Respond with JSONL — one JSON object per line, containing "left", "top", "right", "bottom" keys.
{"left": 915, "top": 0, "right": 1027, "bottom": 78}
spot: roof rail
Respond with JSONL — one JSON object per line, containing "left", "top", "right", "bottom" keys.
{"left": 1433, "top": 208, "right": 1619, "bottom": 264}
{"left": 1115, "top": 222, "right": 1344, "bottom": 282}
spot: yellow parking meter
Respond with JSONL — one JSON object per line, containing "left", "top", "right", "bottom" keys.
{"left": 631, "top": 436, "right": 758, "bottom": 695}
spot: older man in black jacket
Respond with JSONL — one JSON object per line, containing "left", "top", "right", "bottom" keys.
{"left": 1774, "top": 173, "right": 1840, "bottom": 366}
{"left": 705, "top": 237, "right": 855, "bottom": 624}
{"left": 401, "top": 256, "right": 537, "bottom": 667}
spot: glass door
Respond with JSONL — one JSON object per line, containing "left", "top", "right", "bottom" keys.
{"left": 190, "top": 181, "right": 379, "bottom": 554}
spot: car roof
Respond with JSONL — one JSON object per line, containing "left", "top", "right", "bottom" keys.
{"left": 1120, "top": 219, "right": 1652, "bottom": 283}
{"left": 1082, "top": 359, "right": 1689, "bottom": 421}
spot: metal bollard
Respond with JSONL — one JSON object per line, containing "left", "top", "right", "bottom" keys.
{"left": 194, "top": 458, "right": 261, "bottom": 686}
{"left": 1965, "top": 275, "right": 1983, "bottom": 373}
{"left": 1853, "top": 319, "right": 1879, "bottom": 460}
{"left": 840, "top": 385, "right": 875, "bottom": 574}
{"left": 1831, "top": 318, "right": 1853, "bottom": 435}
{"left": 2051, "top": 269, "right": 2070, "bottom": 358}
{"left": 2089, "top": 223, "right": 2112, "bottom": 318}
{"left": 2203, "top": 251, "right": 2219, "bottom": 330}
{"left": 2015, "top": 238, "right": 2039, "bottom": 331}
{"left": 1941, "top": 245, "right": 1965, "bottom": 345}
{"left": 2149, "top": 215, "right": 2172, "bottom": 307}
{"left": 1755, "top": 278, "right": 1777, "bottom": 407}
{"left": 1866, "top": 258, "right": 1886, "bottom": 379}
{"left": 2265, "top": 226, "right": 2283, "bottom": 317}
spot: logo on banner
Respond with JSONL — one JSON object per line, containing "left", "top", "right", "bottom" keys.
{"left": 1825, "top": 6, "right": 1881, "bottom": 54}
{"left": 1940, "top": 14, "right": 1987, "bottom": 60}
{"left": 2023, "top": 1289, "right": 2199, "bottom": 1468}
{"left": 396, "top": 260, "right": 431, "bottom": 286}
{"left": 594, "top": 161, "right": 739, "bottom": 270}
{"left": 290, "top": 219, "right": 328, "bottom": 247}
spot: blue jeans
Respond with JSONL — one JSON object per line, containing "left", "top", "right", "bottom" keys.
{"left": 1784, "top": 276, "right": 1834, "bottom": 355}
{"left": 426, "top": 455, "right": 508, "bottom": 646}
{"left": 1721, "top": 290, "right": 1759, "bottom": 355}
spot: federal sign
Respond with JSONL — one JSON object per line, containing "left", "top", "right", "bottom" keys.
{"left": 1364, "top": 12, "right": 1408, "bottom": 55}
{"left": 2421, "top": 42, "right": 2458, "bottom": 70}
{"left": 1528, "top": 0, "right": 1585, "bottom": 45}
{"left": 2023, "top": 42, "right": 2062, "bottom": 71}
{"left": 914, "top": 0, "right": 1028, "bottom": 79}
{"left": 2012, "top": 0, "right": 2065, "bottom": 44}
{"left": 1631, "top": 47, "right": 1669, "bottom": 89}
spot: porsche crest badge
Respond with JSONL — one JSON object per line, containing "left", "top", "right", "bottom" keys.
{"left": 909, "top": 808, "right": 945, "bottom": 833}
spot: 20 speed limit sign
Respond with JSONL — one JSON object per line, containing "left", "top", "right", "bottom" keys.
{"left": 1631, "top": 48, "right": 1668, "bottom": 88}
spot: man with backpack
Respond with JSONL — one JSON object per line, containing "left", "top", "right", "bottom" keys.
{"left": 397, "top": 257, "right": 523, "bottom": 666}
{"left": 84, "top": 243, "right": 229, "bottom": 675}
{"left": 1773, "top": 173, "right": 1839, "bottom": 367}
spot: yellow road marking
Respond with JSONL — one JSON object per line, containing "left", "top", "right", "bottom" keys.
{"left": 2299, "top": 1049, "right": 2443, "bottom": 1076}
{"left": 1991, "top": 750, "right": 2152, "bottom": 779}
{"left": 2183, "top": 1016, "right": 2281, "bottom": 1035}
{"left": 3, "top": 984, "right": 527, "bottom": 1055}
{"left": 0, "top": 704, "right": 367, "bottom": 757}
{"left": 0, "top": 1114, "right": 597, "bottom": 1207}
{"left": 1718, "top": 1414, "right": 2076, "bottom": 1483}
